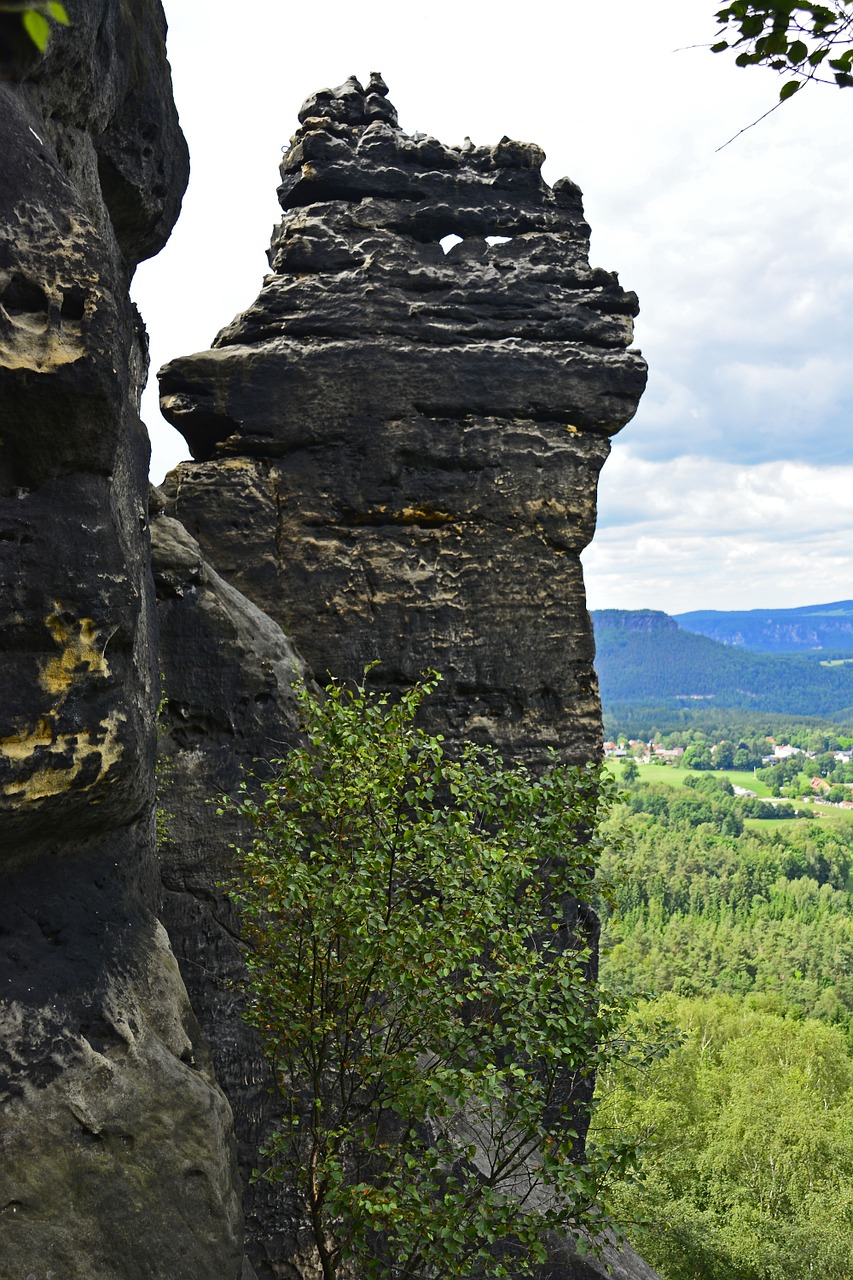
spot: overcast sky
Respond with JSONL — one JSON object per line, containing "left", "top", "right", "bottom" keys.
{"left": 132, "top": 0, "right": 853, "bottom": 614}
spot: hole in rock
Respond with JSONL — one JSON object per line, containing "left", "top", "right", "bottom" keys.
{"left": 3, "top": 274, "right": 47, "bottom": 315}
{"left": 60, "top": 286, "right": 85, "bottom": 321}
{"left": 439, "top": 234, "right": 463, "bottom": 254}
{"left": 486, "top": 235, "right": 512, "bottom": 245}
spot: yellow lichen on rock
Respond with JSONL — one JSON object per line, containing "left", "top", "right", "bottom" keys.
{"left": 393, "top": 506, "right": 452, "bottom": 526}
{"left": 0, "top": 211, "right": 98, "bottom": 374}
{"left": 42, "top": 612, "right": 111, "bottom": 695}
{"left": 0, "top": 308, "right": 85, "bottom": 372}
{"left": 0, "top": 716, "right": 54, "bottom": 760}
{"left": 0, "top": 610, "right": 121, "bottom": 803}
{"left": 1, "top": 712, "right": 126, "bottom": 801}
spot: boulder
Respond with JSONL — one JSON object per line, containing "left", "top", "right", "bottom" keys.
{"left": 151, "top": 506, "right": 311, "bottom": 1275}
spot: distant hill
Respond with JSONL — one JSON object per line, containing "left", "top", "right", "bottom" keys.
{"left": 591, "top": 609, "right": 853, "bottom": 718}
{"left": 673, "top": 600, "right": 853, "bottom": 652}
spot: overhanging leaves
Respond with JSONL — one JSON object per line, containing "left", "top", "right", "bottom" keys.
{"left": 713, "top": 1, "right": 853, "bottom": 97}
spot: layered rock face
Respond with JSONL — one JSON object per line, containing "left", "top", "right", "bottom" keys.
{"left": 0, "top": 7, "right": 244, "bottom": 1276}
{"left": 150, "top": 502, "right": 311, "bottom": 1275}
{"left": 153, "top": 73, "right": 650, "bottom": 1278}
{"left": 159, "top": 73, "right": 647, "bottom": 767}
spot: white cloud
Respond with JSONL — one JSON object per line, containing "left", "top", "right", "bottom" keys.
{"left": 135, "top": 0, "right": 853, "bottom": 614}
{"left": 584, "top": 449, "right": 853, "bottom": 611}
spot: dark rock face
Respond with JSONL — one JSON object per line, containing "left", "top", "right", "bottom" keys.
{"left": 545, "top": 1231, "right": 665, "bottom": 1280}
{"left": 159, "top": 73, "right": 647, "bottom": 767}
{"left": 151, "top": 505, "right": 312, "bottom": 1276}
{"left": 0, "top": 7, "right": 244, "bottom": 1276}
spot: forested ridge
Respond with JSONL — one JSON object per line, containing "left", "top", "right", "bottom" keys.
{"left": 591, "top": 609, "right": 853, "bottom": 717}
{"left": 602, "top": 703, "right": 853, "bottom": 743}
{"left": 674, "top": 600, "right": 853, "bottom": 653}
{"left": 594, "top": 746, "right": 853, "bottom": 1279}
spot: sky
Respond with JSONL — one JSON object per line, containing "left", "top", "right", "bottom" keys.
{"left": 132, "top": 0, "right": 853, "bottom": 614}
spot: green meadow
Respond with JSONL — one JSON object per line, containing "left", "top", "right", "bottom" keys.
{"left": 605, "top": 757, "right": 775, "bottom": 798}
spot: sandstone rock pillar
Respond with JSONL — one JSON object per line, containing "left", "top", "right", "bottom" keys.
{"left": 159, "top": 73, "right": 647, "bottom": 768}
{"left": 155, "top": 74, "right": 649, "bottom": 1278}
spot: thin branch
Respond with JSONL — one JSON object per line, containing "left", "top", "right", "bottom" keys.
{"left": 715, "top": 96, "right": 788, "bottom": 150}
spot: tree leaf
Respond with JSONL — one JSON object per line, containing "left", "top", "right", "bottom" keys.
{"left": 779, "top": 79, "right": 802, "bottom": 100}
{"left": 22, "top": 9, "right": 50, "bottom": 50}
{"left": 48, "top": 2, "right": 70, "bottom": 23}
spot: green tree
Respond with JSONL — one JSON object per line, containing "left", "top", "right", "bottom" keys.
{"left": 711, "top": 740, "right": 736, "bottom": 770}
{"left": 713, "top": 1, "right": 853, "bottom": 100}
{"left": 227, "top": 673, "right": 649, "bottom": 1280}
{"left": 683, "top": 744, "right": 713, "bottom": 771}
{"left": 622, "top": 757, "right": 641, "bottom": 786}
{"left": 594, "top": 994, "right": 853, "bottom": 1280}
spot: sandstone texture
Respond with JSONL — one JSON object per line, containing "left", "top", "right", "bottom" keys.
{"left": 154, "top": 73, "right": 650, "bottom": 1278}
{"left": 151, "top": 503, "right": 312, "bottom": 1275}
{"left": 0, "top": 6, "right": 244, "bottom": 1276}
{"left": 149, "top": 507, "right": 659, "bottom": 1280}
{"left": 0, "top": 23, "right": 656, "bottom": 1279}
{"left": 159, "top": 73, "right": 647, "bottom": 767}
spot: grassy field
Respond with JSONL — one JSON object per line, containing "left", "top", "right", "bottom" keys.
{"left": 743, "top": 807, "right": 853, "bottom": 833}
{"left": 602, "top": 759, "right": 853, "bottom": 832}
{"left": 809, "top": 804, "right": 853, "bottom": 831}
{"left": 605, "top": 758, "right": 774, "bottom": 798}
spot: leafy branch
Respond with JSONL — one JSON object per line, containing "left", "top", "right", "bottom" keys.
{"left": 712, "top": 1, "right": 853, "bottom": 100}
{"left": 0, "top": 0, "right": 69, "bottom": 53}
{"left": 224, "top": 672, "right": 660, "bottom": 1279}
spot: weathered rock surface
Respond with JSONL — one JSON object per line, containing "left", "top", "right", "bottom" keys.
{"left": 547, "top": 1231, "right": 665, "bottom": 1280}
{"left": 159, "top": 73, "right": 647, "bottom": 768}
{"left": 153, "top": 70, "right": 651, "bottom": 1279}
{"left": 151, "top": 504, "right": 313, "bottom": 1276}
{"left": 0, "top": 6, "right": 244, "bottom": 1276}
{"left": 149, "top": 512, "right": 662, "bottom": 1280}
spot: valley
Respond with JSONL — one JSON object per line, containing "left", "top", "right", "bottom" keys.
{"left": 592, "top": 602, "right": 853, "bottom": 1280}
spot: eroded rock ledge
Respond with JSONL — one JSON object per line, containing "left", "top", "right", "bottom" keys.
{"left": 159, "top": 73, "right": 647, "bottom": 767}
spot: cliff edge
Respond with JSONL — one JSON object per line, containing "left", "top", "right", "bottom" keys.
{"left": 155, "top": 74, "right": 649, "bottom": 1277}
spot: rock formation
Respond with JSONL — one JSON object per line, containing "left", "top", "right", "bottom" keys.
{"left": 0, "top": 26, "right": 653, "bottom": 1272}
{"left": 0, "top": 6, "right": 245, "bottom": 1276}
{"left": 159, "top": 73, "right": 647, "bottom": 768}
{"left": 150, "top": 500, "right": 312, "bottom": 1273}
{"left": 155, "top": 74, "right": 649, "bottom": 1277}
